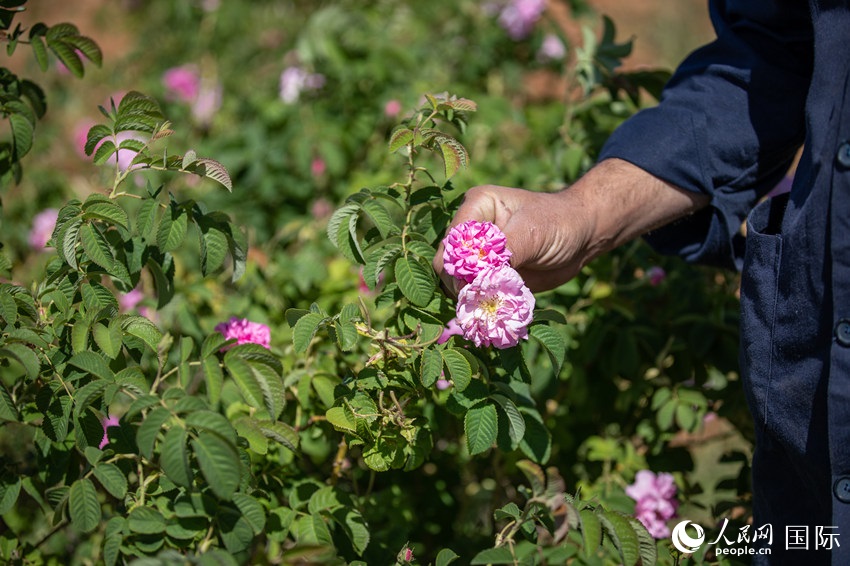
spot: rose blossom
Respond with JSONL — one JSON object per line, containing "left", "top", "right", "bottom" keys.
{"left": 456, "top": 265, "right": 535, "bottom": 348}
{"left": 163, "top": 65, "right": 201, "bottom": 102}
{"left": 384, "top": 99, "right": 402, "bottom": 118}
{"left": 29, "top": 208, "right": 59, "bottom": 250}
{"left": 99, "top": 414, "right": 121, "bottom": 449}
{"left": 437, "top": 318, "right": 463, "bottom": 344}
{"left": 442, "top": 220, "right": 512, "bottom": 284}
{"left": 498, "top": 0, "right": 546, "bottom": 40}
{"left": 626, "top": 470, "right": 679, "bottom": 539}
{"left": 538, "top": 34, "right": 566, "bottom": 62}
{"left": 215, "top": 317, "right": 271, "bottom": 350}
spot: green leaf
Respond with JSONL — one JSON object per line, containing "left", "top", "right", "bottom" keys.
{"left": 534, "top": 308, "right": 567, "bottom": 324}
{"left": 470, "top": 546, "right": 516, "bottom": 565}
{"left": 326, "top": 203, "right": 359, "bottom": 250}
{"left": 136, "top": 406, "right": 171, "bottom": 460}
{"left": 629, "top": 515, "right": 658, "bottom": 566}
{"left": 157, "top": 205, "right": 188, "bottom": 252}
{"left": 60, "top": 216, "right": 83, "bottom": 270}
{"left": 128, "top": 506, "right": 166, "bottom": 534}
{"left": 184, "top": 410, "right": 238, "bottom": 445}
{"left": 9, "top": 112, "right": 33, "bottom": 158}
{"left": 292, "top": 312, "right": 324, "bottom": 353}
{"left": 394, "top": 256, "right": 434, "bottom": 307}
{"left": 419, "top": 349, "right": 442, "bottom": 388}
{"left": 72, "top": 379, "right": 109, "bottom": 420}
{"left": 580, "top": 509, "right": 603, "bottom": 558}
{"left": 161, "top": 425, "right": 192, "bottom": 488}
{"left": 121, "top": 315, "right": 163, "bottom": 353}
{"left": 518, "top": 409, "right": 551, "bottom": 464}
{"left": 200, "top": 223, "right": 229, "bottom": 276}
{"left": 441, "top": 348, "right": 471, "bottom": 392}
{"left": 530, "top": 324, "right": 565, "bottom": 373}
{"left": 68, "top": 351, "right": 115, "bottom": 381}
{"left": 92, "top": 140, "right": 117, "bottom": 165}
{"left": 435, "top": 548, "right": 460, "bottom": 566}
{"left": 93, "top": 320, "right": 123, "bottom": 360}
{"left": 0, "top": 474, "right": 21, "bottom": 515}
{"left": 293, "top": 513, "right": 333, "bottom": 546}
{"left": 361, "top": 199, "right": 396, "bottom": 239}
{"left": 93, "top": 463, "right": 128, "bottom": 500}
{"left": 492, "top": 394, "right": 526, "bottom": 450}
{"left": 325, "top": 406, "right": 357, "bottom": 433}
{"left": 136, "top": 198, "right": 159, "bottom": 240}
{"left": 30, "top": 35, "right": 48, "bottom": 71}
{"left": 80, "top": 223, "right": 115, "bottom": 271}
{"left": 0, "top": 343, "right": 40, "bottom": 379}
{"left": 599, "top": 511, "right": 640, "bottom": 566}
{"left": 234, "top": 417, "right": 268, "bottom": 455}
{"left": 62, "top": 33, "right": 102, "bottom": 65}
{"left": 69, "top": 478, "right": 100, "bottom": 533}
{"left": 233, "top": 493, "right": 266, "bottom": 536}
{"left": 0, "top": 289, "right": 16, "bottom": 325}
{"left": 203, "top": 356, "right": 224, "bottom": 408}
{"left": 258, "top": 420, "right": 299, "bottom": 452}
{"left": 334, "top": 508, "right": 370, "bottom": 556}
{"left": 191, "top": 431, "right": 240, "bottom": 500}
{"left": 82, "top": 200, "right": 129, "bottom": 230}
{"left": 388, "top": 127, "right": 414, "bottom": 153}
{"left": 435, "top": 135, "right": 469, "bottom": 178}
{"left": 224, "top": 355, "right": 267, "bottom": 415}
{"left": 465, "top": 403, "right": 497, "bottom": 456}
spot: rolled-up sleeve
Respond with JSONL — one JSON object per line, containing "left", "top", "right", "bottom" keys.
{"left": 598, "top": 0, "right": 814, "bottom": 269}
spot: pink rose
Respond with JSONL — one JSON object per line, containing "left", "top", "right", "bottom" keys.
{"left": 456, "top": 265, "right": 535, "bottom": 349}
{"left": 163, "top": 65, "right": 201, "bottom": 103}
{"left": 215, "top": 317, "right": 271, "bottom": 350}
{"left": 626, "top": 470, "right": 679, "bottom": 539}
{"left": 498, "top": 0, "right": 546, "bottom": 40}
{"left": 538, "top": 34, "right": 566, "bottom": 62}
{"left": 311, "top": 157, "right": 326, "bottom": 177}
{"left": 29, "top": 208, "right": 59, "bottom": 250}
{"left": 119, "top": 288, "right": 145, "bottom": 312}
{"left": 442, "top": 220, "right": 512, "bottom": 284}
{"left": 384, "top": 99, "right": 402, "bottom": 118}
{"left": 437, "top": 318, "right": 463, "bottom": 344}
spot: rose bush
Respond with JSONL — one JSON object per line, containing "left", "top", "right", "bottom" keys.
{"left": 0, "top": 1, "right": 753, "bottom": 565}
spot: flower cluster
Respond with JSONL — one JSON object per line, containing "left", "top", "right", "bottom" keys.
{"left": 215, "top": 317, "right": 272, "bottom": 350}
{"left": 442, "top": 221, "right": 534, "bottom": 349}
{"left": 626, "top": 470, "right": 679, "bottom": 539}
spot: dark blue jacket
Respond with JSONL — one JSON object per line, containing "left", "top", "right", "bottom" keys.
{"left": 600, "top": 1, "right": 849, "bottom": 563}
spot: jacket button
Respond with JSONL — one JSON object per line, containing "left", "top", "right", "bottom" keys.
{"left": 835, "top": 477, "right": 850, "bottom": 503}
{"left": 836, "top": 320, "right": 850, "bottom": 346}
{"left": 838, "top": 142, "right": 850, "bottom": 168}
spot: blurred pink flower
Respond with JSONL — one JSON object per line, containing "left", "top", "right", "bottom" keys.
{"left": 437, "top": 318, "right": 463, "bottom": 344}
{"left": 311, "top": 157, "right": 326, "bottom": 177}
{"left": 443, "top": 220, "right": 512, "bottom": 284}
{"left": 311, "top": 198, "right": 334, "bottom": 220}
{"left": 192, "top": 81, "right": 222, "bottom": 126}
{"left": 279, "top": 66, "right": 325, "bottom": 104}
{"left": 29, "top": 208, "right": 59, "bottom": 250}
{"left": 456, "top": 265, "right": 535, "bottom": 349}
{"left": 436, "top": 378, "right": 452, "bottom": 390}
{"left": 538, "top": 34, "right": 566, "bottom": 61}
{"left": 73, "top": 119, "right": 97, "bottom": 159}
{"left": 119, "top": 288, "right": 145, "bottom": 312}
{"left": 358, "top": 266, "right": 384, "bottom": 294}
{"left": 215, "top": 317, "right": 271, "bottom": 350}
{"left": 55, "top": 49, "right": 84, "bottom": 76}
{"left": 646, "top": 266, "right": 666, "bottom": 286}
{"left": 163, "top": 65, "right": 201, "bottom": 102}
{"left": 626, "top": 470, "right": 679, "bottom": 539}
{"left": 384, "top": 99, "right": 402, "bottom": 118}
{"left": 99, "top": 414, "right": 121, "bottom": 449}
{"left": 498, "top": 0, "right": 546, "bottom": 40}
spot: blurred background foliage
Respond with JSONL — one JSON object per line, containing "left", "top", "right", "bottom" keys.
{"left": 0, "top": 0, "right": 760, "bottom": 563}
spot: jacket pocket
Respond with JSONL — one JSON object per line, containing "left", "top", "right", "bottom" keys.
{"left": 739, "top": 196, "right": 786, "bottom": 429}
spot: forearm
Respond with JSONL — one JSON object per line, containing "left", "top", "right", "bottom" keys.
{"left": 565, "top": 158, "right": 710, "bottom": 267}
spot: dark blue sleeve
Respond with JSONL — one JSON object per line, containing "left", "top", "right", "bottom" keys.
{"left": 598, "top": 0, "right": 813, "bottom": 269}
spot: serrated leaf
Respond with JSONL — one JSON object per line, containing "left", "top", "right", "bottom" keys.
{"left": 599, "top": 511, "right": 641, "bottom": 566}
{"left": 628, "top": 515, "right": 658, "bottom": 566}
{"left": 61, "top": 217, "right": 83, "bottom": 270}
{"left": 62, "top": 34, "right": 102, "bottom": 66}
{"left": 93, "top": 320, "right": 123, "bottom": 359}
{"left": 122, "top": 315, "right": 163, "bottom": 353}
{"left": 192, "top": 431, "right": 240, "bottom": 500}
{"left": 258, "top": 420, "right": 299, "bottom": 452}
{"left": 72, "top": 380, "right": 109, "bottom": 420}
{"left": 136, "top": 406, "right": 171, "bottom": 460}
{"left": 518, "top": 409, "right": 551, "bottom": 464}
{"left": 435, "top": 548, "right": 460, "bottom": 566}
{"left": 128, "top": 506, "right": 166, "bottom": 534}
{"left": 200, "top": 223, "right": 229, "bottom": 276}
{"left": 82, "top": 200, "right": 129, "bottom": 231}
{"left": 79, "top": 223, "right": 115, "bottom": 271}
{"left": 465, "top": 403, "right": 497, "bottom": 456}
{"left": 394, "top": 256, "right": 434, "bottom": 307}
{"left": 361, "top": 199, "right": 396, "bottom": 239}
{"left": 194, "top": 158, "right": 232, "bottom": 191}
{"left": 388, "top": 127, "right": 414, "bottom": 153}
{"left": 156, "top": 205, "right": 188, "bottom": 252}
{"left": 325, "top": 406, "right": 357, "bottom": 433}
{"left": 0, "top": 474, "right": 22, "bottom": 515}
{"left": 441, "top": 348, "right": 471, "bottom": 391}
{"left": 84, "top": 124, "right": 112, "bottom": 156}
{"left": 580, "top": 509, "right": 603, "bottom": 558}
{"left": 160, "top": 425, "right": 192, "bottom": 488}
{"left": 292, "top": 312, "right": 324, "bottom": 353}
{"left": 69, "top": 478, "right": 100, "bottom": 533}
{"left": 93, "top": 463, "right": 128, "bottom": 500}
{"left": 470, "top": 546, "right": 515, "bottom": 565}
{"left": 326, "top": 203, "right": 359, "bottom": 249}
{"left": 233, "top": 493, "right": 266, "bottom": 536}
{"left": 492, "top": 394, "right": 526, "bottom": 450}
{"left": 0, "top": 343, "right": 40, "bottom": 379}
{"left": 335, "top": 508, "right": 369, "bottom": 556}
{"left": 530, "top": 324, "right": 565, "bottom": 373}
{"left": 92, "top": 139, "right": 117, "bottom": 165}
{"left": 224, "top": 355, "right": 266, "bottom": 415}
{"left": 419, "top": 349, "right": 442, "bottom": 388}
{"left": 68, "top": 351, "right": 114, "bottom": 381}
{"left": 30, "top": 35, "right": 48, "bottom": 71}
{"left": 48, "top": 38, "right": 83, "bottom": 77}
{"left": 9, "top": 112, "right": 33, "bottom": 158}
{"left": 184, "top": 410, "right": 237, "bottom": 445}
{"left": 203, "top": 355, "right": 223, "bottom": 408}
{"left": 0, "top": 289, "right": 16, "bottom": 325}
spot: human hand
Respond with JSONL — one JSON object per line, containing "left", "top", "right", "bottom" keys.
{"left": 433, "top": 184, "right": 592, "bottom": 294}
